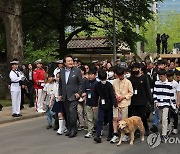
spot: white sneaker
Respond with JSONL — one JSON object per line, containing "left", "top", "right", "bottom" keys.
{"left": 63, "top": 127, "right": 67, "bottom": 133}
{"left": 110, "top": 135, "right": 119, "bottom": 143}
{"left": 85, "top": 132, "right": 94, "bottom": 138}
{"left": 57, "top": 127, "right": 67, "bottom": 135}
{"left": 122, "top": 135, "right": 130, "bottom": 142}
{"left": 101, "top": 130, "right": 104, "bottom": 136}
{"left": 57, "top": 129, "right": 63, "bottom": 135}
{"left": 172, "top": 129, "right": 178, "bottom": 135}
{"left": 38, "top": 109, "right": 46, "bottom": 113}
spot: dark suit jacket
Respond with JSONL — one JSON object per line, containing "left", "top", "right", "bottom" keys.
{"left": 147, "top": 68, "right": 158, "bottom": 88}
{"left": 59, "top": 67, "right": 83, "bottom": 102}
{"left": 24, "top": 69, "right": 34, "bottom": 86}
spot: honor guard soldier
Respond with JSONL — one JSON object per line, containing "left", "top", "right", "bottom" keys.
{"left": 9, "top": 59, "right": 25, "bottom": 117}
{"left": 33, "top": 59, "right": 46, "bottom": 113}
{"left": 53, "top": 59, "right": 64, "bottom": 77}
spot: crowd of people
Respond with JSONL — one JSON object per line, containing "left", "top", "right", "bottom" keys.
{"left": 8, "top": 55, "right": 180, "bottom": 144}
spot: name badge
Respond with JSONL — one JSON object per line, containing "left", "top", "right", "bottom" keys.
{"left": 88, "top": 93, "right": 91, "bottom": 99}
{"left": 134, "top": 90, "right": 138, "bottom": 95}
{"left": 101, "top": 99, "right": 105, "bottom": 105}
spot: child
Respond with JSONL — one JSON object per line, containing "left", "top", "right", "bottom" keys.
{"left": 77, "top": 66, "right": 88, "bottom": 131}
{"left": 42, "top": 74, "right": 56, "bottom": 129}
{"left": 176, "top": 69, "right": 180, "bottom": 108}
{"left": 51, "top": 73, "right": 67, "bottom": 135}
{"left": 110, "top": 67, "right": 133, "bottom": 143}
{"left": 107, "top": 67, "right": 115, "bottom": 85}
{"left": 167, "top": 70, "right": 179, "bottom": 134}
{"left": 94, "top": 69, "right": 117, "bottom": 143}
{"left": 82, "top": 69, "right": 98, "bottom": 138}
{"left": 153, "top": 69, "right": 175, "bottom": 142}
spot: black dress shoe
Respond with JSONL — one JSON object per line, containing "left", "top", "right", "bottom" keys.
{"left": 65, "top": 131, "right": 71, "bottom": 136}
{"left": 107, "top": 136, "right": 112, "bottom": 141}
{"left": 12, "top": 114, "right": 21, "bottom": 117}
{"left": 29, "top": 105, "right": 34, "bottom": 108}
{"left": 0, "top": 104, "right": 3, "bottom": 111}
{"left": 69, "top": 131, "right": 77, "bottom": 138}
{"left": 145, "top": 129, "right": 150, "bottom": 136}
{"left": 20, "top": 106, "right": 24, "bottom": 110}
{"left": 150, "top": 125, "right": 158, "bottom": 133}
{"left": 94, "top": 136, "right": 102, "bottom": 143}
{"left": 12, "top": 114, "right": 17, "bottom": 117}
{"left": 46, "top": 125, "right": 53, "bottom": 129}
{"left": 17, "top": 114, "right": 22, "bottom": 117}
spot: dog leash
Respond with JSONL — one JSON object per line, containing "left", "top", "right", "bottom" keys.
{"left": 118, "top": 108, "right": 121, "bottom": 121}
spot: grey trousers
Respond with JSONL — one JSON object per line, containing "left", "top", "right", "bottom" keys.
{"left": 64, "top": 99, "right": 78, "bottom": 132}
{"left": 85, "top": 105, "right": 98, "bottom": 134}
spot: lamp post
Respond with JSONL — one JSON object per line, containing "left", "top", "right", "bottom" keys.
{"left": 112, "top": 0, "right": 116, "bottom": 64}
{"left": 136, "top": 24, "right": 141, "bottom": 55}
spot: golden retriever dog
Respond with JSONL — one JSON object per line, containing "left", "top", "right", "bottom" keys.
{"left": 117, "top": 116, "right": 144, "bottom": 146}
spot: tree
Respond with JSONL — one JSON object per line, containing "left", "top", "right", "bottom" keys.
{"left": 0, "top": 0, "right": 23, "bottom": 63}
{"left": 141, "top": 19, "right": 157, "bottom": 53}
{"left": 158, "top": 13, "right": 180, "bottom": 52}
{"left": 22, "top": 0, "right": 98, "bottom": 58}
{"left": 22, "top": 0, "right": 162, "bottom": 57}
{"left": 141, "top": 13, "right": 180, "bottom": 53}
{"left": 94, "top": 0, "right": 162, "bottom": 53}
{"left": 0, "top": 19, "right": 6, "bottom": 62}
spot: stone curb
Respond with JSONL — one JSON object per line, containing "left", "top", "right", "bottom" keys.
{"left": 0, "top": 112, "right": 45, "bottom": 125}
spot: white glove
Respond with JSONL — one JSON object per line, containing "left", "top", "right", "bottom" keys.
{"left": 41, "top": 83, "right": 45, "bottom": 87}
{"left": 78, "top": 97, "right": 83, "bottom": 102}
{"left": 20, "top": 75, "right": 25, "bottom": 81}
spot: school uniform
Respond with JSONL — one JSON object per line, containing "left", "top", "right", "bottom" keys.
{"left": 52, "top": 82, "right": 67, "bottom": 134}
{"left": 84, "top": 78, "right": 98, "bottom": 135}
{"left": 94, "top": 81, "right": 117, "bottom": 139}
{"left": 52, "top": 82, "right": 65, "bottom": 114}
{"left": 129, "top": 74, "right": 153, "bottom": 133}
{"left": 43, "top": 82, "right": 56, "bottom": 126}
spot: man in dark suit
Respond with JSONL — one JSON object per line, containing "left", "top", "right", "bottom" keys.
{"left": 147, "top": 62, "right": 158, "bottom": 91}
{"left": 59, "top": 55, "right": 83, "bottom": 138}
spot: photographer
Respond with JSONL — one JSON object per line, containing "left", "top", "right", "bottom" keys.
{"left": 161, "top": 33, "right": 169, "bottom": 54}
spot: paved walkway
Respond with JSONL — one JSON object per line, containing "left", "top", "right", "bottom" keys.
{"left": 0, "top": 105, "right": 44, "bottom": 124}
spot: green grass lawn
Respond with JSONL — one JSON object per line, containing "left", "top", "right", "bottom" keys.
{"left": 0, "top": 99, "right": 12, "bottom": 107}
{"left": 0, "top": 99, "right": 30, "bottom": 107}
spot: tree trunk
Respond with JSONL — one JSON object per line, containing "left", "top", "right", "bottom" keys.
{"left": 59, "top": 29, "right": 68, "bottom": 58}
{"left": 58, "top": 2, "right": 68, "bottom": 58}
{"left": 2, "top": 0, "right": 23, "bottom": 64}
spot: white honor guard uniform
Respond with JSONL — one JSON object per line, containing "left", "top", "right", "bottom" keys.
{"left": 9, "top": 60, "right": 25, "bottom": 116}
{"left": 53, "top": 59, "right": 63, "bottom": 77}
